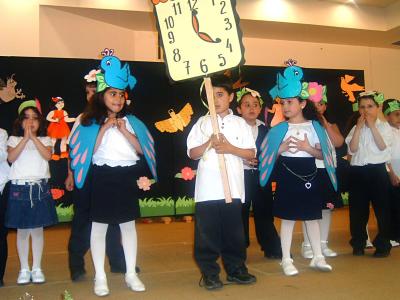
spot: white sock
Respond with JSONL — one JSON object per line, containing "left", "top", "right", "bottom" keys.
{"left": 31, "top": 227, "right": 44, "bottom": 270}
{"left": 17, "top": 229, "right": 31, "bottom": 271}
{"left": 302, "top": 222, "right": 311, "bottom": 246}
{"left": 119, "top": 221, "right": 137, "bottom": 275}
{"left": 91, "top": 222, "right": 108, "bottom": 279}
{"left": 304, "top": 220, "right": 323, "bottom": 257}
{"left": 319, "top": 210, "right": 332, "bottom": 242}
{"left": 280, "top": 220, "right": 295, "bottom": 260}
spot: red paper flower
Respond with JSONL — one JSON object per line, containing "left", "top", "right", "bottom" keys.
{"left": 51, "top": 188, "right": 65, "bottom": 200}
{"left": 181, "top": 167, "right": 195, "bottom": 181}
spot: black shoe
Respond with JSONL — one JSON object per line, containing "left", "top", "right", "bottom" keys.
{"left": 200, "top": 275, "right": 223, "bottom": 290}
{"left": 71, "top": 269, "right": 86, "bottom": 282}
{"left": 227, "top": 271, "right": 256, "bottom": 285}
{"left": 353, "top": 248, "right": 364, "bottom": 256}
{"left": 373, "top": 250, "right": 390, "bottom": 258}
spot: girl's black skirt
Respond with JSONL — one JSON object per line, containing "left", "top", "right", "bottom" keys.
{"left": 91, "top": 164, "right": 140, "bottom": 224}
{"left": 317, "top": 168, "right": 343, "bottom": 209}
{"left": 273, "top": 156, "right": 322, "bottom": 221}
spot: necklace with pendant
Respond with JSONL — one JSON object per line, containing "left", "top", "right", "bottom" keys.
{"left": 282, "top": 162, "right": 317, "bottom": 189}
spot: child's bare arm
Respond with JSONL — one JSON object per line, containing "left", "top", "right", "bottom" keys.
{"left": 189, "top": 139, "right": 211, "bottom": 160}
{"left": 31, "top": 136, "right": 52, "bottom": 161}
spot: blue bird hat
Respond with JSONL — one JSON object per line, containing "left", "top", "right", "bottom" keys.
{"left": 269, "top": 59, "right": 307, "bottom": 100}
{"left": 96, "top": 48, "right": 137, "bottom": 92}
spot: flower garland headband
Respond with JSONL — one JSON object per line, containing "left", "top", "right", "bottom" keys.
{"left": 236, "top": 87, "right": 264, "bottom": 106}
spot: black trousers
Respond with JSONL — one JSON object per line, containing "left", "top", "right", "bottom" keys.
{"left": 194, "top": 199, "right": 247, "bottom": 277}
{"left": 390, "top": 185, "right": 400, "bottom": 241}
{"left": 348, "top": 164, "right": 392, "bottom": 252}
{"left": 68, "top": 168, "right": 125, "bottom": 274}
{"left": 242, "top": 170, "right": 281, "bottom": 256}
{"left": 0, "top": 183, "right": 9, "bottom": 282}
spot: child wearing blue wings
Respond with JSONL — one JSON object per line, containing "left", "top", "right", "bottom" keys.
{"left": 259, "top": 64, "right": 337, "bottom": 276}
{"left": 69, "top": 53, "right": 157, "bottom": 296}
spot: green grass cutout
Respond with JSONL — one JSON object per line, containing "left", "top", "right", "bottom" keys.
{"left": 175, "top": 196, "right": 195, "bottom": 215}
{"left": 139, "top": 197, "right": 175, "bottom": 217}
{"left": 56, "top": 204, "right": 74, "bottom": 223}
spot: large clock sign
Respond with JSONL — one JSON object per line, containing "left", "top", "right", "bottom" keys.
{"left": 152, "top": 0, "right": 244, "bottom": 81}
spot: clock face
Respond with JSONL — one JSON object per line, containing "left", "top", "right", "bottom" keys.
{"left": 153, "top": 0, "right": 244, "bottom": 82}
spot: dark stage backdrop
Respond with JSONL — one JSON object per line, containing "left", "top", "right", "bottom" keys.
{"left": 0, "top": 56, "right": 365, "bottom": 219}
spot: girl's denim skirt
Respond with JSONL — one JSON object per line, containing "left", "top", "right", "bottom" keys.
{"left": 5, "top": 180, "right": 58, "bottom": 229}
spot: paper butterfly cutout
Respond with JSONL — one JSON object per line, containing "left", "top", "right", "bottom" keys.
{"left": 155, "top": 103, "right": 193, "bottom": 133}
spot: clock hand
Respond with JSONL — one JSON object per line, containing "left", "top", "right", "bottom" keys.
{"left": 191, "top": 9, "right": 221, "bottom": 43}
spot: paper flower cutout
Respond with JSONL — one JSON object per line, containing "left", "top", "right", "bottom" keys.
{"left": 84, "top": 69, "right": 100, "bottom": 83}
{"left": 326, "top": 203, "right": 334, "bottom": 209}
{"left": 300, "top": 82, "right": 327, "bottom": 103}
{"left": 175, "top": 167, "right": 196, "bottom": 181}
{"left": 137, "top": 176, "right": 155, "bottom": 191}
{"left": 51, "top": 188, "right": 65, "bottom": 200}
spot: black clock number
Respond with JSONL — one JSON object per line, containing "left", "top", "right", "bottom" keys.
{"left": 173, "top": 49, "right": 181, "bottom": 62}
{"left": 226, "top": 39, "right": 233, "bottom": 52}
{"left": 168, "top": 31, "right": 175, "bottom": 44}
{"left": 164, "top": 16, "right": 175, "bottom": 29}
{"left": 183, "top": 60, "right": 190, "bottom": 75}
{"left": 218, "top": 54, "right": 226, "bottom": 67}
{"left": 211, "top": 0, "right": 215, "bottom": 5}
{"left": 220, "top": 1, "right": 226, "bottom": 14}
{"left": 187, "top": 0, "right": 198, "bottom": 10}
{"left": 200, "top": 59, "right": 208, "bottom": 73}
{"left": 172, "top": 2, "right": 182, "bottom": 15}
{"left": 224, "top": 18, "right": 232, "bottom": 30}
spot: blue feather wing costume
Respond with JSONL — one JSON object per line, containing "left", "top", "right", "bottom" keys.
{"left": 69, "top": 116, "right": 157, "bottom": 189}
{"left": 258, "top": 121, "right": 337, "bottom": 191}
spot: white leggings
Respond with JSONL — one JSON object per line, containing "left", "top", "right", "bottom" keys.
{"left": 303, "top": 209, "right": 332, "bottom": 244}
{"left": 91, "top": 221, "right": 137, "bottom": 278}
{"left": 17, "top": 227, "right": 44, "bottom": 271}
{"left": 281, "top": 220, "right": 323, "bottom": 260}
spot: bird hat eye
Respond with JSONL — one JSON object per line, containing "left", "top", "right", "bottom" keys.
{"left": 294, "top": 71, "right": 299, "bottom": 76}
{"left": 106, "top": 60, "right": 111, "bottom": 66}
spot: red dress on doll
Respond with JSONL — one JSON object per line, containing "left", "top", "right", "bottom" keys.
{"left": 47, "top": 109, "right": 70, "bottom": 139}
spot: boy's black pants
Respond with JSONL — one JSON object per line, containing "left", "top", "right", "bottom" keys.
{"left": 0, "top": 183, "right": 9, "bottom": 282}
{"left": 242, "top": 169, "right": 281, "bottom": 256}
{"left": 349, "top": 164, "right": 392, "bottom": 252}
{"left": 194, "top": 199, "right": 247, "bottom": 277}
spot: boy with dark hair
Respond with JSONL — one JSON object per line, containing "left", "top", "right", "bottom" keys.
{"left": 187, "top": 75, "right": 257, "bottom": 290}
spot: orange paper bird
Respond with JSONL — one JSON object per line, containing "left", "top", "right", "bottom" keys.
{"left": 340, "top": 75, "right": 364, "bottom": 102}
{"left": 224, "top": 70, "right": 249, "bottom": 89}
{"left": 155, "top": 103, "right": 193, "bottom": 133}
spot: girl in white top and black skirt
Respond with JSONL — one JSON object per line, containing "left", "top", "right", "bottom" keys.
{"left": 345, "top": 92, "right": 393, "bottom": 257}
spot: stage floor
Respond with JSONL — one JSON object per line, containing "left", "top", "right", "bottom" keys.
{"left": 0, "top": 207, "right": 399, "bottom": 300}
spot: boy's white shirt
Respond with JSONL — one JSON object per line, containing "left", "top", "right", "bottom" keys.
{"left": 345, "top": 118, "right": 392, "bottom": 166}
{"left": 389, "top": 126, "right": 400, "bottom": 177}
{"left": 0, "top": 129, "right": 10, "bottom": 193}
{"left": 187, "top": 110, "right": 256, "bottom": 203}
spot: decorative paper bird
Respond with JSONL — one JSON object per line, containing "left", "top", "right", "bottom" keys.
{"left": 269, "top": 59, "right": 304, "bottom": 100}
{"left": 155, "top": 103, "right": 193, "bottom": 133}
{"left": 100, "top": 56, "right": 137, "bottom": 90}
{"left": 340, "top": 74, "right": 364, "bottom": 102}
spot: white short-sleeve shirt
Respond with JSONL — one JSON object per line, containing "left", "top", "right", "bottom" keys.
{"left": 243, "top": 119, "right": 264, "bottom": 171}
{"left": 390, "top": 126, "right": 400, "bottom": 177}
{"left": 281, "top": 121, "right": 320, "bottom": 158}
{"left": 92, "top": 116, "right": 140, "bottom": 167}
{"left": 187, "top": 110, "right": 256, "bottom": 203}
{"left": 0, "top": 129, "right": 10, "bottom": 193}
{"left": 8, "top": 136, "right": 52, "bottom": 180}
{"left": 345, "top": 119, "right": 392, "bottom": 166}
